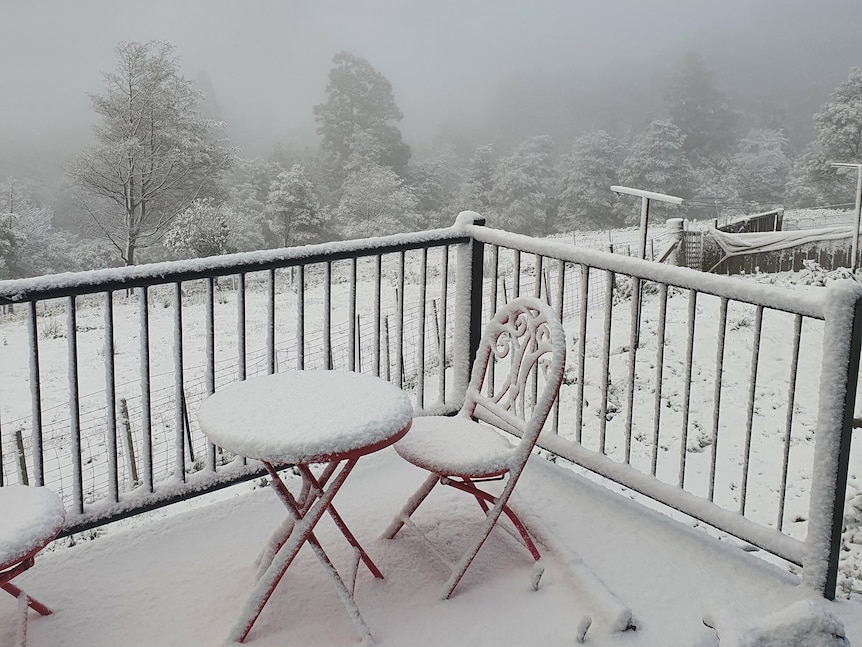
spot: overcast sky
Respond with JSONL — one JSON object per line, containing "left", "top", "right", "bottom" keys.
{"left": 0, "top": 0, "right": 857, "bottom": 165}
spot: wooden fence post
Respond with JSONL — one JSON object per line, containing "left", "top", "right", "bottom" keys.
{"left": 15, "top": 428, "right": 28, "bottom": 486}
{"left": 383, "top": 315, "right": 391, "bottom": 382}
{"left": 431, "top": 299, "right": 443, "bottom": 368}
{"left": 120, "top": 397, "right": 139, "bottom": 487}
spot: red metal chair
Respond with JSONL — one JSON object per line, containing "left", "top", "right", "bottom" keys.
{"left": 0, "top": 485, "right": 65, "bottom": 646}
{"left": 384, "top": 296, "right": 566, "bottom": 598}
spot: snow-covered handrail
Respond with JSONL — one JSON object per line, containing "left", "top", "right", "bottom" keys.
{"left": 0, "top": 226, "right": 469, "bottom": 304}
{"left": 466, "top": 224, "right": 826, "bottom": 319}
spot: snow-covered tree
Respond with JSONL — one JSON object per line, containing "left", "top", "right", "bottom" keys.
{"left": 666, "top": 53, "right": 739, "bottom": 164}
{"left": 727, "top": 129, "right": 791, "bottom": 209}
{"left": 265, "top": 164, "right": 324, "bottom": 247}
{"left": 0, "top": 182, "right": 86, "bottom": 277}
{"left": 222, "top": 157, "right": 278, "bottom": 252}
{"left": 814, "top": 68, "right": 862, "bottom": 160}
{"left": 456, "top": 144, "right": 497, "bottom": 214}
{"left": 333, "top": 164, "right": 417, "bottom": 238}
{"left": 314, "top": 51, "right": 410, "bottom": 177}
{"left": 558, "top": 131, "right": 624, "bottom": 230}
{"left": 786, "top": 68, "right": 862, "bottom": 206}
{"left": 616, "top": 120, "right": 692, "bottom": 223}
{"left": 408, "top": 158, "right": 462, "bottom": 229}
{"left": 491, "top": 135, "right": 558, "bottom": 235}
{"left": 163, "top": 198, "right": 235, "bottom": 258}
{"left": 69, "top": 41, "right": 234, "bottom": 265}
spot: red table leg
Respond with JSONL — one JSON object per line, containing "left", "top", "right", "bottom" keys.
{"left": 230, "top": 459, "right": 378, "bottom": 644}
{"left": 1, "top": 558, "right": 54, "bottom": 616}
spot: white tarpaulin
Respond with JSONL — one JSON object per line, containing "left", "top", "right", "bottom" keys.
{"left": 709, "top": 226, "right": 854, "bottom": 258}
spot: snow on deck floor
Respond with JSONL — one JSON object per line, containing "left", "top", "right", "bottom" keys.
{"left": 3, "top": 449, "right": 860, "bottom": 647}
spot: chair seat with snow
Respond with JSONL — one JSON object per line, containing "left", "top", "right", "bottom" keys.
{"left": 384, "top": 296, "right": 566, "bottom": 598}
{"left": 1, "top": 485, "right": 65, "bottom": 646}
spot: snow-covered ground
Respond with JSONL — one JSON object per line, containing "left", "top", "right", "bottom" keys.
{"left": 2, "top": 448, "right": 860, "bottom": 647}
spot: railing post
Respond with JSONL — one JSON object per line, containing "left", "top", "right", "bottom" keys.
{"left": 803, "top": 281, "right": 862, "bottom": 599}
{"left": 452, "top": 211, "right": 486, "bottom": 405}
{"left": 666, "top": 218, "right": 685, "bottom": 267}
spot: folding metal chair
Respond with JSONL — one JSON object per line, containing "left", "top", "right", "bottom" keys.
{"left": 384, "top": 296, "right": 566, "bottom": 598}
{"left": 0, "top": 485, "right": 65, "bottom": 646}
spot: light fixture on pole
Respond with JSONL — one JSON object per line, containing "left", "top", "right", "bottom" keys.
{"left": 829, "top": 162, "right": 862, "bottom": 270}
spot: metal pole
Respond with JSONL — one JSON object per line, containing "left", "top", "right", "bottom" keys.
{"left": 853, "top": 166, "right": 862, "bottom": 270}
{"left": 638, "top": 196, "right": 650, "bottom": 260}
{"left": 829, "top": 163, "right": 862, "bottom": 270}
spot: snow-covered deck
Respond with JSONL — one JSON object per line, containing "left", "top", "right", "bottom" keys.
{"left": 4, "top": 449, "right": 861, "bottom": 647}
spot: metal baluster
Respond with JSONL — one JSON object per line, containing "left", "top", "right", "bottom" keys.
{"left": 173, "top": 283, "right": 185, "bottom": 483}
{"left": 531, "top": 254, "right": 542, "bottom": 407}
{"left": 324, "top": 262, "right": 332, "bottom": 370}
{"left": 534, "top": 254, "right": 543, "bottom": 298}
{"left": 709, "top": 297, "right": 729, "bottom": 501}
{"left": 139, "top": 287, "right": 154, "bottom": 491}
{"left": 27, "top": 302, "right": 44, "bottom": 486}
{"left": 678, "top": 290, "right": 697, "bottom": 488}
{"left": 599, "top": 270, "right": 614, "bottom": 454}
{"left": 205, "top": 277, "right": 216, "bottom": 472}
{"left": 552, "top": 259, "right": 566, "bottom": 435}
{"left": 417, "top": 248, "right": 428, "bottom": 408}
{"left": 374, "top": 255, "right": 382, "bottom": 377}
{"left": 624, "top": 276, "right": 640, "bottom": 464}
{"left": 267, "top": 269, "right": 276, "bottom": 375}
{"left": 777, "top": 315, "right": 803, "bottom": 531}
{"left": 487, "top": 245, "right": 499, "bottom": 399}
{"left": 105, "top": 292, "right": 119, "bottom": 498}
{"left": 237, "top": 274, "right": 247, "bottom": 381}
{"left": 439, "top": 246, "right": 449, "bottom": 401}
{"left": 651, "top": 283, "right": 668, "bottom": 476}
{"left": 297, "top": 265, "right": 305, "bottom": 370}
{"left": 349, "top": 258, "right": 357, "bottom": 372}
{"left": 575, "top": 265, "right": 589, "bottom": 444}
{"left": 513, "top": 250, "right": 521, "bottom": 298}
{"left": 740, "top": 305, "right": 764, "bottom": 515}
{"left": 67, "top": 296, "right": 83, "bottom": 513}
{"left": 397, "top": 251, "right": 405, "bottom": 388}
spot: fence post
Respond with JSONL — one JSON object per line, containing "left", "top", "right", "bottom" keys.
{"left": 452, "top": 211, "right": 486, "bottom": 404}
{"left": 666, "top": 218, "right": 685, "bottom": 266}
{"left": 15, "top": 428, "right": 28, "bottom": 486}
{"left": 120, "top": 397, "right": 139, "bottom": 487}
{"left": 803, "top": 282, "right": 862, "bottom": 599}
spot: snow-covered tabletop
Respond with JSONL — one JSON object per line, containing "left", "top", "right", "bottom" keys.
{"left": 196, "top": 370, "right": 414, "bottom": 464}
{"left": 0, "top": 485, "right": 65, "bottom": 568}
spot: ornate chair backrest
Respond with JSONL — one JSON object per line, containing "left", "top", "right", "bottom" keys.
{"left": 461, "top": 297, "right": 566, "bottom": 457}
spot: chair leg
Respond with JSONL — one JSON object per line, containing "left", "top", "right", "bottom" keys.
{"left": 383, "top": 473, "right": 439, "bottom": 540}
{"left": 441, "top": 498, "right": 506, "bottom": 599}
{"left": 442, "top": 478, "right": 541, "bottom": 561}
{"left": 1, "top": 583, "right": 52, "bottom": 616}
{"left": 500, "top": 504, "right": 541, "bottom": 561}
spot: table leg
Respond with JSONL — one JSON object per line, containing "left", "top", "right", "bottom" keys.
{"left": 232, "top": 459, "right": 373, "bottom": 644}
{"left": 297, "top": 464, "right": 384, "bottom": 580}
{"left": 258, "top": 461, "right": 344, "bottom": 575}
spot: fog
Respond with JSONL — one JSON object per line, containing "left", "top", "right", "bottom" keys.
{"left": 1, "top": 0, "right": 860, "bottom": 177}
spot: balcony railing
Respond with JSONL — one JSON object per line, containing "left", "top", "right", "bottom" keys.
{"left": 0, "top": 212, "right": 859, "bottom": 600}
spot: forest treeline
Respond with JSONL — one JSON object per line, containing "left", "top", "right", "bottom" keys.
{"left": 1, "top": 41, "right": 861, "bottom": 278}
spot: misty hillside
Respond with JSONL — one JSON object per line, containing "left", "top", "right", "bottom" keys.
{"left": 1, "top": 0, "right": 861, "bottom": 276}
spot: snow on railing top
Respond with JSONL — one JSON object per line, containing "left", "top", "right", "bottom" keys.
{"left": 467, "top": 224, "right": 828, "bottom": 319}
{"left": 0, "top": 226, "right": 468, "bottom": 304}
